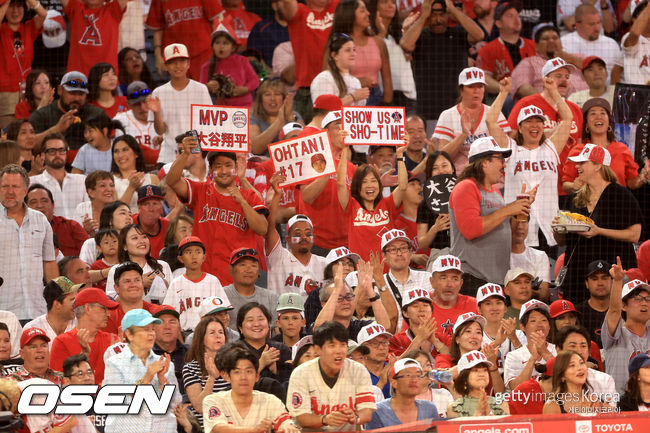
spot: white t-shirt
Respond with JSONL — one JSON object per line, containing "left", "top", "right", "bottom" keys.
{"left": 385, "top": 35, "right": 416, "bottom": 99}
{"left": 310, "top": 70, "right": 367, "bottom": 106}
{"left": 587, "top": 368, "right": 617, "bottom": 404}
{"left": 0, "top": 310, "right": 22, "bottom": 358}
{"left": 105, "top": 260, "right": 173, "bottom": 303}
{"left": 162, "top": 273, "right": 227, "bottom": 331}
{"left": 567, "top": 85, "right": 615, "bottom": 108}
{"left": 71, "top": 144, "right": 113, "bottom": 175}
{"left": 113, "top": 110, "right": 160, "bottom": 161}
{"left": 504, "top": 343, "right": 557, "bottom": 390}
{"left": 560, "top": 32, "right": 621, "bottom": 82}
{"left": 265, "top": 239, "right": 327, "bottom": 298}
{"left": 510, "top": 247, "right": 551, "bottom": 283}
{"left": 72, "top": 201, "right": 93, "bottom": 227}
{"left": 30, "top": 171, "right": 89, "bottom": 219}
{"left": 152, "top": 79, "right": 212, "bottom": 163}
{"left": 620, "top": 33, "right": 650, "bottom": 85}
{"left": 23, "top": 314, "right": 76, "bottom": 349}
{"left": 113, "top": 173, "right": 157, "bottom": 213}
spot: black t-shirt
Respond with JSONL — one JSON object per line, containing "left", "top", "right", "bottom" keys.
{"left": 575, "top": 300, "right": 607, "bottom": 348}
{"left": 29, "top": 102, "right": 105, "bottom": 151}
{"left": 416, "top": 200, "right": 450, "bottom": 250}
{"left": 412, "top": 27, "right": 469, "bottom": 121}
{"left": 519, "top": 0, "right": 557, "bottom": 39}
{"left": 561, "top": 183, "right": 643, "bottom": 305}
{"left": 241, "top": 339, "right": 292, "bottom": 384}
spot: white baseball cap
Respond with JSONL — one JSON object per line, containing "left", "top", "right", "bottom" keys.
{"left": 568, "top": 143, "right": 611, "bottom": 166}
{"left": 322, "top": 110, "right": 342, "bottom": 128}
{"left": 453, "top": 312, "right": 487, "bottom": 334}
{"left": 476, "top": 283, "right": 506, "bottom": 304}
{"left": 43, "top": 10, "right": 66, "bottom": 49}
{"left": 390, "top": 358, "right": 423, "bottom": 379}
{"left": 402, "top": 288, "right": 433, "bottom": 308}
{"left": 541, "top": 57, "right": 575, "bottom": 77}
{"left": 431, "top": 254, "right": 463, "bottom": 274}
{"left": 504, "top": 268, "right": 534, "bottom": 286}
{"left": 621, "top": 279, "right": 650, "bottom": 300}
{"left": 199, "top": 296, "right": 234, "bottom": 317}
{"left": 357, "top": 322, "right": 392, "bottom": 345}
{"left": 467, "top": 136, "right": 512, "bottom": 163}
{"left": 163, "top": 43, "right": 190, "bottom": 62}
{"left": 279, "top": 122, "right": 303, "bottom": 140}
{"left": 325, "top": 247, "right": 360, "bottom": 266}
{"left": 381, "top": 229, "right": 412, "bottom": 251}
{"left": 457, "top": 350, "right": 493, "bottom": 374}
{"left": 291, "top": 335, "right": 314, "bottom": 361}
{"left": 345, "top": 270, "right": 359, "bottom": 288}
{"left": 287, "top": 214, "right": 313, "bottom": 230}
{"left": 519, "top": 299, "right": 550, "bottom": 321}
{"left": 458, "top": 67, "right": 487, "bottom": 86}
{"left": 516, "top": 105, "right": 545, "bottom": 125}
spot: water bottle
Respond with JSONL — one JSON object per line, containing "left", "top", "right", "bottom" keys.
{"left": 427, "top": 370, "right": 453, "bottom": 383}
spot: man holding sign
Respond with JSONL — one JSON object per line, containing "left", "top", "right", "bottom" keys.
{"left": 166, "top": 137, "right": 268, "bottom": 285}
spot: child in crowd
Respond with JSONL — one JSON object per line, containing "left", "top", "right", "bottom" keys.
{"left": 71, "top": 114, "right": 123, "bottom": 175}
{"left": 90, "top": 228, "right": 119, "bottom": 291}
{"left": 162, "top": 236, "right": 227, "bottom": 333}
{"left": 272, "top": 293, "right": 307, "bottom": 348}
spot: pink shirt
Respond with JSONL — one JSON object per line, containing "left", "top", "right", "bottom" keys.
{"left": 510, "top": 55, "right": 588, "bottom": 99}
{"left": 349, "top": 37, "right": 382, "bottom": 87}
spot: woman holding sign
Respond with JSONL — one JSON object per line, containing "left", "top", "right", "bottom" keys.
{"left": 337, "top": 145, "right": 407, "bottom": 261}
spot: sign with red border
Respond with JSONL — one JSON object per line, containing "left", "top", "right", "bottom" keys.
{"left": 341, "top": 106, "right": 406, "bottom": 146}
{"left": 190, "top": 104, "right": 249, "bottom": 152}
{"left": 269, "top": 131, "right": 335, "bottom": 187}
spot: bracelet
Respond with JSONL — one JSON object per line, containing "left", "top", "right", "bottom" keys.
{"left": 321, "top": 414, "right": 327, "bottom": 426}
{"left": 348, "top": 93, "right": 356, "bottom": 102}
{"left": 398, "top": 156, "right": 405, "bottom": 162}
{"left": 368, "top": 294, "right": 381, "bottom": 302}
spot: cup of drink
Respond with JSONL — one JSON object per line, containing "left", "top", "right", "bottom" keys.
{"left": 516, "top": 193, "right": 529, "bottom": 222}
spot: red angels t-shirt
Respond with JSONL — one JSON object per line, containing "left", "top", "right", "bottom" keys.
{"left": 104, "top": 302, "right": 163, "bottom": 335}
{"left": 91, "top": 95, "right": 128, "bottom": 118}
{"left": 184, "top": 178, "right": 268, "bottom": 284}
{"left": 219, "top": 9, "right": 262, "bottom": 47}
{"left": 50, "top": 328, "right": 114, "bottom": 385}
{"left": 432, "top": 295, "right": 478, "bottom": 341}
{"left": 288, "top": 0, "right": 340, "bottom": 88}
{"left": 562, "top": 141, "right": 639, "bottom": 188}
{"left": 132, "top": 214, "right": 170, "bottom": 259}
{"left": 65, "top": 0, "right": 125, "bottom": 76}
{"left": 477, "top": 37, "right": 536, "bottom": 81}
{"left": 508, "top": 94, "right": 583, "bottom": 195}
{"left": 0, "top": 21, "right": 39, "bottom": 92}
{"left": 257, "top": 159, "right": 296, "bottom": 208}
{"left": 389, "top": 329, "right": 450, "bottom": 357}
{"left": 346, "top": 194, "right": 401, "bottom": 261}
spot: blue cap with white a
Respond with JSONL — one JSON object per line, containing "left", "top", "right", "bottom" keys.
{"left": 121, "top": 309, "right": 161, "bottom": 331}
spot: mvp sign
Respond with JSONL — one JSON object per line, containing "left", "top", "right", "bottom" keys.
{"left": 190, "top": 104, "right": 249, "bottom": 152}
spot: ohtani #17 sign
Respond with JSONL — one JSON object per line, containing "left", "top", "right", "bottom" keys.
{"left": 190, "top": 104, "right": 249, "bottom": 152}
{"left": 341, "top": 106, "right": 406, "bottom": 146}
{"left": 269, "top": 131, "right": 335, "bottom": 187}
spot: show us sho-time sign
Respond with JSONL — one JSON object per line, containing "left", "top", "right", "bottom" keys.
{"left": 190, "top": 104, "right": 250, "bottom": 152}
{"left": 342, "top": 106, "right": 406, "bottom": 146}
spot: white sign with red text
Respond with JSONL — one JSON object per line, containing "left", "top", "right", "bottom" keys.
{"left": 341, "top": 106, "right": 406, "bottom": 146}
{"left": 190, "top": 104, "right": 249, "bottom": 152}
{"left": 269, "top": 131, "right": 335, "bottom": 187}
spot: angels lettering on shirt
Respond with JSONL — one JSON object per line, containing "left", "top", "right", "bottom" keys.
{"left": 641, "top": 55, "right": 649, "bottom": 68}
{"left": 305, "top": 11, "right": 334, "bottom": 31}
{"left": 164, "top": 6, "right": 205, "bottom": 27}
{"left": 284, "top": 273, "right": 322, "bottom": 295}
{"left": 512, "top": 159, "right": 558, "bottom": 175}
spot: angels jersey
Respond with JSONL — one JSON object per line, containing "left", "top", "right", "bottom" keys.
{"left": 620, "top": 33, "right": 650, "bottom": 85}
{"left": 266, "top": 239, "right": 327, "bottom": 299}
{"left": 162, "top": 273, "right": 227, "bottom": 331}
{"left": 203, "top": 390, "right": 292, "bottom": 433}
{"left": 287, "top": 358, "right": 376, "bottom": 431}
{"left": 113, "top": 110, "right": 161, "bottom": 167}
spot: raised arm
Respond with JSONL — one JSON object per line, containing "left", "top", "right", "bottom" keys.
{"left": 624, "top": 0, "right": 650, "bottom": 47}
{"left": 25, "top": 0, "right": 47, "bottom": 27}
{"left": 391, "top": 146, "right": 408, "bottom": 207}
{"left": 277, "top": 0, "right": 299, "bottom": 22}
{"left": 376, "top": 37, "right": 393, "bottom": 103}
{"left": 165, "top": 136, "right": 193, "bottom": 201}
{"left": 445, "top": 0, "right": 483, "bottom": 44}
{"left": 264, "top": 172, "right": 285, "bottom": 254}
{"left": 357, "top": 259, "right": 392, "bottom": 331}
{"left": 486, "top": 78, "right": 512, "bottom": 149}
{"left": 605, "top": 257, "right": 625, "bottom": 337}
{"left": 337, "top": 147, "right": 351, "bottom": 210}
{"left": 400, "top": 0, "right": 431, "bottom": 52}
{"left": 545, "top": 77, "right": 573, "bottom": 155}
{"left": 313, "top": 266, "right": 346, "bottom": 331}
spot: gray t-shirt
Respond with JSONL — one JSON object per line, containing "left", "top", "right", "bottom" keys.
{"left": 601, "top": 317, "right": 650, "bottom": 393}
{"left": 224, "top": 284, "right": 279, "bottom": 331}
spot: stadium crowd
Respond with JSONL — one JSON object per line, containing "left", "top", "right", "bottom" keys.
{"left": 0, "top": 0, "right": 649, "bottom": 431}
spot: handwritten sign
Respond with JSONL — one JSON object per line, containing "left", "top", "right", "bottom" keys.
{"left": 269, "top": 131, "right": 335, "bottom": 187}
{"left": 424, "top": 174, "right": 456, "bottom": 213}
{"left": 341, "top": 106, "right": 406, "bottom": 146}
{"left": 190, "top": 104, "right": 249, "bottom": 152}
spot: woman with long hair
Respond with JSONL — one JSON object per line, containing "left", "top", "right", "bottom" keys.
{"left": 250, "top": 78, "right": 302, "bottom": 155}
{"left": 5, "top": 119, "right": 41, "bottom": 175}
{"left": 14, "top": 69, "right": 55, "bottom": 119}
{"left": 105, "top": 223, "right": 172, "bottom": 303}
{"left": 111, "top": 134, "right": 158, "bottom": 212}
{"left": 183, "top": 316, "right": 230, "bottom": 427}
{"left": 117, "top": 47, "right": 156, "bottom": 95}
{"left": 311, "top": 33, "right": 369, "bottom": 106}
{"left": 0, "top": 140, "right": 22, "bottom": 169}
{"left": 542, "top": 350, "right": 612, "bottom": 414}
{"left": 488, "top": 76, "right": 572, "bottom": 251}
{"left": 88, "top": 63, "right": 128, "bottom": 118}
{"left": 553, "top": 144, "right": 643, "bottom": 305}
{"left": 329, "top": 0, "right": 392, "bottom": 105}
{"left": 159, "top": 214, "right": 194, "bottom": 275}
{"left": 562, "top": 97, "right": 649, "bottom": 193}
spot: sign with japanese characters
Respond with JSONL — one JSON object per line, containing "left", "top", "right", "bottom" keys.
{"left": 269, "top": 131, "right": 335, "bottom": 187}
{"left": 190, "top": 105, "right": 249, "bottom": 152}
{"left": 341, "top": 106, "right": 406, "bottom": 146}
{"left": 424, "top": 174, "right": 456, "bottom": 214}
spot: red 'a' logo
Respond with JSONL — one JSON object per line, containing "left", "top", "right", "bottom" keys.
{"left": 79, "top": 14, "right": 102, "bottom": 46}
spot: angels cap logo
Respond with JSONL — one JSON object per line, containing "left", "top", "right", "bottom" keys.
{"left": 173, "top": 46, "right": 180, "bottom": 54}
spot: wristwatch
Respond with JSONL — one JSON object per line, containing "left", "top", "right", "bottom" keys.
{"left": 376, "top": 284, "right": 387, "bottom": 293}
{"left": 368, "top": 294, "right": 381, "bottom": 302}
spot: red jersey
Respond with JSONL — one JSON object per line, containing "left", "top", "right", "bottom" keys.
{"left": 91, "top": 95, "right": 128, "bottom": 118}
{"left": 508, "top": 94, "right": 583, "bottom": 195}
{"left": 562, "top": 141, "right": 639, "bottom": 188}
{"left": 0, "top": 21, "right": 39, "bottom": 92}
{"left": 288, "top": 0, "right": 340, "bottom": 88}
{"left": 297, "top": 159, "right": 356, "bottom": 249}
{"left": 90, "top": 259, "right": 112, "bottom": 291}
{"left": 104, "top": 302, "right": 163, "bottom": 334}
{"left": 346, "top": 194, "right": 401, "bottom": 261}
{"left": 65, "top": 0, "right": 125, "bottom": 76}
{"left": 51, "top": 215, "right": 89, "bottom": 257}
{"left": 477, "top": 37, "right": 536, "bottom": 82}
{"left": 13, "top": 100, "right": 31, "bottom": 119}
{"left": 184, "top": 178, "right": 267, "bottom": 284}
{"left": 433, "top": 295, "right": 478, "bottom": 341}
{"left": 219, "top": 9, "right": 262, "bottom": 47}
{"left": 257, "top": 159, "right": 296, "bottom": 208}
{"left": 389, "top": 328, "right": 450, "bottom": 357}
{"left": 50, "top": 329, "right": 114, "bottom": 385}
{"left": 132, "top": 214, "right": 169, "bottom": 259}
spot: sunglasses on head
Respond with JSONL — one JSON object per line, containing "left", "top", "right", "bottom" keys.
{"left": 232, "top": 248, "right": 258, "bottom": 260}
{"left": 64, "top": 80, "right": 88, "bottom": 89}
{"left": 128, "top": 88, "right": 150, "bottom": 100}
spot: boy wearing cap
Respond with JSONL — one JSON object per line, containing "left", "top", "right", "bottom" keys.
{"left": 133, "top": 184, "right": 169, "bottom": 259}
{"left": 50, "top": 288, "right": 118, "bottom": 385}
{"left": 24, "top": 277, "right": 80, "bottom": 347}
{"left": 272, "top": 293, "right": 307, "bottom": 348}
{"left": 603, "top": 259, "right": 650, "bottom": 392}
{"left": 575, "top": 260, "right": 611, "bottom": 348}
{"left": 366, "top": 358, "right": 440, "bottom": 429}
{"left": 502, "top": 268, "right": 535, "bottom": 326}
{"left": 9, "top": 328, "right": 62, "bottom": 384}
{"left": 162, "top": 236, "right": 227, "bottom": 333}
{"left": 151, "top": 42, "right": 212, "bottom": 164}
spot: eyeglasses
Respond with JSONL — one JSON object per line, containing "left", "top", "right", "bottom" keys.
{"left": 66, "top": 369, "right": 94, "bottom": 378}
{"left": 337, "top": 294, "right": 355, "bottom": 302}
{"left": 128, "top": 88, "right": 150, "bottom": 100}
{"left": 384, "top": 246, "right": 410, "bottom": 255}
{"left": 394, "top": 373, "right": 425, "bottom": 380}
{"left": 366, "top": 340, "right": 390, "bottom": 348}
{"left": 64, "top": 80, "right": 88, "bottom": 89}
{"left": 45, "top": 148, "right": 67, "bottom": 155}
{"left": 631, "top": 294, "right": 650, "bottom": 303}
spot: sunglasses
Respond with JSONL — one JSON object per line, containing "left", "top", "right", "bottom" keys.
{"left": 231, "top": 248, "right": 258, "bottom": 262}
{"left": 64, "top": 80, "right": 88, "bottom": 89}
{"left": 128, "top": 88, "right": 150, "bottom": 100}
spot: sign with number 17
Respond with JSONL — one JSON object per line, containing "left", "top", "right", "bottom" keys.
{"left": 269, "top": 131, "right": 336, "bottom": 187}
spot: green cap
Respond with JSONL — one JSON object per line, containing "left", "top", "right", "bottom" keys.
{"left": 52, "top": 276, "right": 84, "bottom": 295}
{"left": 277, "top": 293, "right": 304, "bottom": 314}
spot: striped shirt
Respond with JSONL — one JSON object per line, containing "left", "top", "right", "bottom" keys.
{"left": 182, "top": 359, "right": 231, "bottom": 427}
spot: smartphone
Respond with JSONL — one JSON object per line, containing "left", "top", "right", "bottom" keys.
{"left": 187, "top": 130, "right": 201, "bottom": 154}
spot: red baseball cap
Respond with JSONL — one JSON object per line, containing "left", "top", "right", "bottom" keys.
{"left": 568, "top": 143, "right": 611, "bottom": 166}
{"left": 178, "top": 236, "right": 205, "bottom": 253}
{"left": 74, "top": 288, "right": 119, "bottom": 309}
{"left": 154, "top": 305, "right": 180, "bottom": 319}
{"left": 312, "top": 94, "right": 342, "bottom": 111}
{"left": 582, "top": 56, "right": 606, "bottom": 72}
{"left": 229, "top": 247, "right": 259, "bottom": 265}
{"left": 20, "top": 327, "right": 50, "bottom": 348}
{"left": 549, "top": 299, "right": 579, "bottom": 318}
{"left": 542, "top": 357, "right": 556, "bottom": 377}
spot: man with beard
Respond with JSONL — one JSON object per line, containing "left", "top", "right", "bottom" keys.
{"left": 29, "top": 71, "right": 104, "bottom": 162}
{"left": 266, "top": 174, "right": 327, "bottom": 298}
{"left": 167, "top": 136, "right": 268, "bottom": 284}
{"left": 29, "top": 134, "right": 88, "bottom": 219}
{"left": 473, "top": 0, "right": 498, "bottom": 44}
